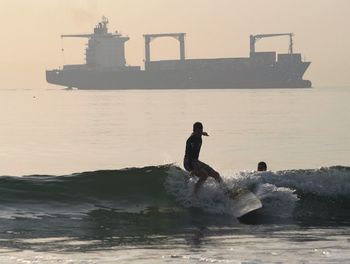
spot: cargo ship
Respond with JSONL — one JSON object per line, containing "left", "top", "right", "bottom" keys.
{"left": 46, "top": 17, "right": 312, "bottom": 89}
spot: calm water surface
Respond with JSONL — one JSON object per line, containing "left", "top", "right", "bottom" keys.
{"left": 0, "top": 87, "right": 349, "bottom": 175}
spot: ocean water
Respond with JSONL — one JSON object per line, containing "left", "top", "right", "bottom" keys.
{"left": 0, "top": 87, "right": 349, "bottom": 263}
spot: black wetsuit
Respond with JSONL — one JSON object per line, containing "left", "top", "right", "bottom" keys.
{"left": 184, "top": 134, "right": 202, "bottom": 172}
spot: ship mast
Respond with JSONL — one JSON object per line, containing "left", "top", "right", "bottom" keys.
{"left": 61, "top": 16, "right": 111, "bottom": 39}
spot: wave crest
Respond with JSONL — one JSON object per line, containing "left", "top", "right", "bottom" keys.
{"left": 0, "top": 165, "right": 349, "bottom": 223}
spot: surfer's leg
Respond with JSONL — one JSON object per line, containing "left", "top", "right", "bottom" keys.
{"left": 193, "top": 170, "right": 208, "bottom": 194}
{"left": 210, "top": 170, "right": 222, "bottom": 183}
{"left": 197, "top": 161, "right": 223, "bottom": 183}
{"left": 191, "top": 161, "right": 209, "bottom": 194}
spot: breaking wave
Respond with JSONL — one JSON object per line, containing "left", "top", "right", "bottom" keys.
{"left": 0, "top": 165, "right": 349, "bottom": 224}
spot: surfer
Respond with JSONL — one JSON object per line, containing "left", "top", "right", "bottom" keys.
{"left": 184, "top": 122, "right": 223, "bottom": 194}
{"left": 257, "top": 161, "right": 267, "bottom": 172}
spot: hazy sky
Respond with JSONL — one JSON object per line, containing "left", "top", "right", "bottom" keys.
{"left": 1, "top": 0, "right": 349, "bottom": 88}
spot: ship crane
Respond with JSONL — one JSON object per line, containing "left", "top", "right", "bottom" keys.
{"left": 143, "top": 33, "right": 186, "bottom": 62}
{"left": 250, "top": 33, "right": 294, "bottom": 54}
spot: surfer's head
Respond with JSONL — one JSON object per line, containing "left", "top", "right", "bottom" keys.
{"left": 257, "top": 161, "right": 267, "bottom": 171}
{"left": 193, "top": 122, "right": 203, "bottom": 135}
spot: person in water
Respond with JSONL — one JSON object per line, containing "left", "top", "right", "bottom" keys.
{"left": 184, "top": 122, "right": 223, "bottom": 194}
{"left": 257, "top": 161, "right": 267, "bottom": 172}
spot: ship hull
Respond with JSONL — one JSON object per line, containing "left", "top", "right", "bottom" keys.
{"left": 46, "top": 61, "right": 312, "bottom": 89}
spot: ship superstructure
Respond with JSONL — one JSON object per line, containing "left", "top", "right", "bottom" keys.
{"left": 46, "top": 17, "right": 311, "bottom": 89}
{"left": 59, "top": 17, "right": 135, "bottom": 70}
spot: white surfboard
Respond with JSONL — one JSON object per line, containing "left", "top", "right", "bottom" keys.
{"left": 224, "top": 186, "right": 262, "bottom": 218}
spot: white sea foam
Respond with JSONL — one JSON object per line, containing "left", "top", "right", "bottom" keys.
{"left": 222, "top": 171, "right": 299, "bottom": 218}
{"left": 165, "top": 166, "right": 298, "bottom": 218}
{"left": 165, "top": 167, "right": 237, "bottom": 216}
{"left": 270, "top": 167, "right": 350, "bottom": 198}
{"left": 229, "top": 167, "right": 350, "bottom": 199}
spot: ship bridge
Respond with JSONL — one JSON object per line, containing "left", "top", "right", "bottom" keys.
{"left": 61, "top": 17, "right": 129, "bottom": 69}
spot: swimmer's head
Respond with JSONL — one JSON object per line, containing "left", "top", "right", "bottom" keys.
{"left": 257, "top": 161, "right": 267, "bottom": 172}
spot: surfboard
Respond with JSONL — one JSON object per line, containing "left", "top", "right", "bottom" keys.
{"left": 224, "top": 186, "right": 262, "bottom": 218}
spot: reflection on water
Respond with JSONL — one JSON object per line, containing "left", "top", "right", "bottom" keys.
{"left": 1, "top": 206, "right": 349, "bottom": 253}
{"left": 0, "top": 207, "right": 236, "bottom": 252}
{"left": 0, "top": 207, "right": 350, "bottom": 264}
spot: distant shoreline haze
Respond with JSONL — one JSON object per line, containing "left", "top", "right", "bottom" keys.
{"left": 0, "top": 0, "right": 350, "bottom": 89}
